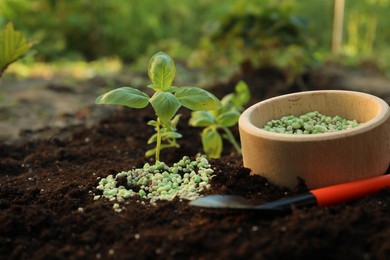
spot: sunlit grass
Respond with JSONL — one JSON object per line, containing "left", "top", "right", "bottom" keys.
{"left": 5, "top": 56, "right": 123, "bottom": 80}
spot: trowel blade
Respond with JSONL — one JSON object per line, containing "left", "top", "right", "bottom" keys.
{"left": 189, "top": 195, "right": 257, "bottom": 209}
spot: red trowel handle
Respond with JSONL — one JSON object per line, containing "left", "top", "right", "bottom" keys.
{"left": 311, "top": 174, "right": 390, "bottom": 206}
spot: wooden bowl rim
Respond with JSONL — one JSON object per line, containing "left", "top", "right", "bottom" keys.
{"left": 239, "top": 90, "right": 390, "bottom": 142}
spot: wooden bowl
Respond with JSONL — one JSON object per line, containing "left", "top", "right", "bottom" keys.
{"left": 238, "top": 90, "right": 390, "bottom": 189}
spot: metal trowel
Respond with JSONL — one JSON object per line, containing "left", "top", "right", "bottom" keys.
{"left": 189, "top": 174, "right": 390, "bottom": 213}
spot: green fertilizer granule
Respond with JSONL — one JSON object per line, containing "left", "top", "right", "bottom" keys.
{"left": 262, "top": 111, "right": 360, "bottom": 134}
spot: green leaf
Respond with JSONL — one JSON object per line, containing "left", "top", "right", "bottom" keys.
{"left": 148, "top": 131, "right": 181, "bottom": 144}
{"left": 147, "top": 120, "right": 158, "bottom": 127}
{"left": 202, "top": 127, "right": 222, "bottom": 158}
{"left": 170, "top": 114, "right": 181, "bottom": 128}
{"left": 145, "top": 148, "right": 156, "bottom": 157}
{"left": 149, "top": 91, "right": 181, "bottom": 123}
{"left": 166, "top": 86, "right": 178, "bottom": 93}
{"left": 221, "top": 93, "right": 234, "bottom": 107}
{"left": 148, "top": 52, "right": 176, "bottom": 91}
{"left": 231, "top": 80, "right": 250, "bottom": 109}
{"left": 161, "top": 143, "right": 179, "bottom": 150}
{"left": 0, "top": 23, "right": 30, "bottom": 76}
{"left": 147, "top": 84, "right": 160, "bottom": 92}
{"left": 189, "top": 111, "right": 216, "bottom": 127}
{"left": 147, "top": 133, "right": 158, "bottom": 144}
{"left": 217, "top": 111, "right": 240, "bottom": 127}
{"left": 148, "top": 84, "right": 178, "bottom": 93}
{"left": 175, "top": 87, "right": 221, "bottom": 111}
{"left": 161, "top": 132, "right": 182, "bottom": 140}
{"left": 95, "top": 87, "right": 150, "bottom": 108}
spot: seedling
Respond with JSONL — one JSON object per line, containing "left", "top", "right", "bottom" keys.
{"left": 0, "top": 23, "right": 31, "bottom": 78}
{"left": 96, "top": 52, "right": 221, "bottom": 162}
{"left": 263, "top": 111, "right": 360, "bottom": 134}
{"left": 189, "top": 80, "right": 250, "bottom": 158}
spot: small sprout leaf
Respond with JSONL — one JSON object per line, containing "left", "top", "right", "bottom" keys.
{"left": 170, "top": 114, "right": 181, "bottom": 128}
{"left": 201, "top": 127, "right": 222, "bottom": 158}
{"left": 149, "top": 131, "right": 182, "bottom": 144}
{"left": 148, "top": 51, "right": 176, "bottom": 91}
{"left": 217, "top": 111, "right": 240, "bottom": 127}
{"left": 150, "top": 91, "right": 181, "bottom": 123}
{"left": 189, "top": 111, "right": 215, "bottom": 127}
{"left": 166, "top": 86, "right": 178, "bottom": 93}
{"left": 231, "top": 80, "right": 250, "bottom": 109}
{"left": 147, "top": 120, "right": 158, "bottom": 127}
{"left": 161, "top": 132, "right": 182, "bottom": 140}
{"left": 221, "top": 93, "right": 234, "bottom": 107}
{"left": 175, "top": 87, "right": 221, "bottom": 111}
{"left": 160, "top": 143, "right": 179, "bottom": 149}
{"left": 147, "top": 133, "right": 158, "bottom": 144}
{"left": 95, "top": 87, "right": 149, "bottom": 108}
{"left": 147, "top": 84, "right": 160, "bottom": 91}
{"left": 145, "top": 148, "right": 156, "bottom": 157}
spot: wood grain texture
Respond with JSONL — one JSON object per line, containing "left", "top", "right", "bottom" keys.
{"left": 239, "top": 90, "right": 390, "bottom": 189}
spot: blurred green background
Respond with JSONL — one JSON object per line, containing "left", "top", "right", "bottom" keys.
{"left": 1, "top": 0, "right": 390, "bottom": 79}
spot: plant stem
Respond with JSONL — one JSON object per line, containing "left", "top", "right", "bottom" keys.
{"left": 155, "top": 117, "right": 162, "bottom": 162}
{"left": 222, "top": 127, "right": 241, "bottom": 155}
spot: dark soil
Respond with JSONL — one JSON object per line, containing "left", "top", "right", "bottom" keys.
{"left": 1, "top": 66, "right": 390, "bottom": 259}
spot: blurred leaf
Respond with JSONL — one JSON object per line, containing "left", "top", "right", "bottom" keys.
{"left": 201, "top": 127, "right": 222, "bottom": 158}
{"left": 147, "top": 133, "right": 158, "bottom": 144}
{"left": 231, "top": 80, "right": 250, "bottom": 109}
{"left": 170, "top": 114, "right": 181, "bottom": 128}
{"left": 217, "top": 111, "right": 240, "bottom": 127}
{"left": 147, "top": 131, "right": 181, "bottom": 144}
{"left": 0, "top": 22, "right": 30, "bottom": 76}
{"left": 147, "top": 120, "right": 158, "bottom": 127}
{"left": 189, "top": 111, "right": 216, "bottom": 127}
{"left": 145, "top": 148, "right": 156, "bottom": 158}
